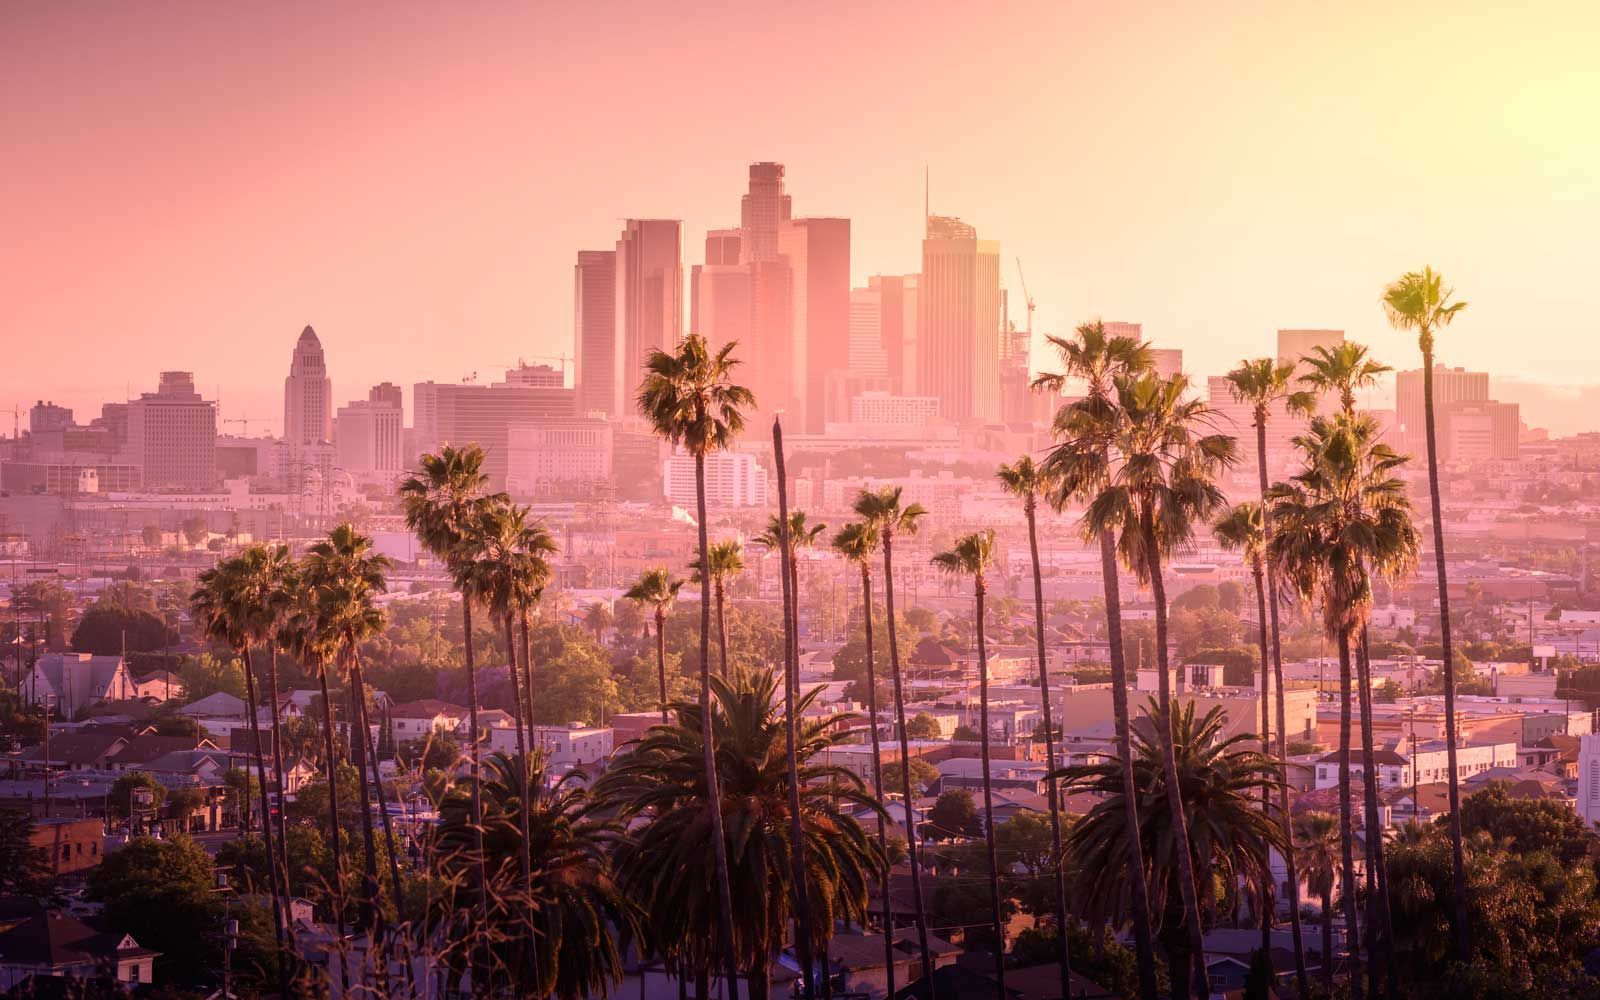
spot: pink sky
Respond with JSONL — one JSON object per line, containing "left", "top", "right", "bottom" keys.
{"left": 4, "top": 1, "right": 1599, "bottom": 433}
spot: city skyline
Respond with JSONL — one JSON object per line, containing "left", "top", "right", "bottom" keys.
{"left": 6, "top": 2, "right": 1600, "bottom": 432}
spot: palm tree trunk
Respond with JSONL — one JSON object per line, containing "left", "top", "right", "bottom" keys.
{"left": 1336, "top": 632, "right": 1364, "bottom": 1000}
{"left": 1421, "top": 342, "right": 1470, "bottom": 962}
{"left": 350, "top": 660, "right": 404, "bottom": 998}
{"left": 1251, "top": 563, "right": 1272, "bottom": 956}
{"left": 772, "top": 422, "right": 817, "bottom": 1000}
{"left": 859, "top": 565, "right": 896, "bottom": 998}
{"left": 1321, "top": 889, "right": 1334, "bottom": 994}
{"left": 462, "top": 597, "right": 489, "bottom": 991}
{"left": 517, "top": 602, "right": 546, "bottom": 997}
{"left": 1142, "top": 510, "right": 1209, "bottom": 1000}
{"left": 695, "top": 450, "right": 743, "bottom": 1000}
{"left": 314, "top": 658, "right": 350, "bottom": 985}
{"left": 240, "top": 646, "right": 289, "bottom": 993}
{"left": 265, "top": 645, "right": 293, "bottom": 914}
{"left": 882, "top": 531, "right": 935, "bottom": 993}
{"left": 1255, "top": 417, "right": 1309, "bottom": 1000}
{"left": 344, "top": 654, "right": 383, "bottom": 934}
{"left": 974, "top": 577, "right": 1006, "bottom": 1000}
{"left": 501, "top": 614, "right": 538, "bottom": 991}
{"left": 351, "top": 662, "right": 405, "bottom": 914}
{"left": 715, "top": 579, "right": 730, "bottom": 679}
{"left": 655, "top": 610, "right": 669, "bottom": 724}
{"left": 1356, "top": 629, "right": 1395, "bottom": 1000}
{"left": 1025, "top": 500, "right": 1073, "bottom": 1000}
{"left": 1098, "top": 529, "right": 1159, "bottom": 1000}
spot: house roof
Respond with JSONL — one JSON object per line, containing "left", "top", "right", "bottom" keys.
{"left": 893, "top": 964, "right": 1023, "bottom": 1000}
{"left": 18, "top": 725, "right": 135, "bottom": 767}
{"left": 1317, "top": 748, "right": 1408, "bottom": 766}
{"left": 0, "top": 912, "right": 158, "bottom": 969}
{"left": 909, "top": 637, "right": 955, "bottom": 667}
{"left": 106, "top": 734, "right": 216, "bottom": 768}
{"left": 179, "top": 691, "right": 248, "bottom": 718}
{"left": 389, "top": 699, "right": 468, "bottom": 719}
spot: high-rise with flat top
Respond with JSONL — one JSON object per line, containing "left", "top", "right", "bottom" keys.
{"left": 740, "top": 162, "right": 792, "bottom": 264}
{"left": 779, "top": 217, "right": 851, "bottom": 431}
{"left": 613, "top": 220, "right": 683, "bottom": 417}
{"left": 283, "top": 326, "right": 333, "bottom": 446}
{"left": 125, "top": 371, "right": 216, "bottom": 489}
{"left": 919, "top": 216, "right": 1000, "bottom": 423}
{"left": 574, "top": 249, "right": 617, "bottom": 417}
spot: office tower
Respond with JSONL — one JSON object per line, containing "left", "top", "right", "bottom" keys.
{"left": 29, "top": 402, "right": 73, "bottom": 434}
{"left": 334, "top": 396, "right": 403, "bottom": 480}
{"left": 125, "top": 371, "right": 216, "bottom": 489}
{"left": 740, "top": 162, "right": 791, "bottom": 264}
{"left": 613, "top": 221, "right": 683, "bottom": 417}
{"left": 1395, "top": 365, "right": 1502, "bottom": 460}
{"left": 369, "top": 382, "right": 403, "bottom": 411}
{"left": 505, "top": 420, "right": 614, "bottom": 499}
{"left": 574, "top": 250, "right": 618, "bottom": 418}
{"left": 1150, "top": 348, "right": 1184, "bottom": 379}
{"left": 869, "top": 275, "right": 919, "bottom": 394}
{"left": 283, "top": 325, "right": 333, "bottom": 446}
{"left": 849, "top": 287, "right": 889, "bottom": 380}
{"left": 919, "top": 216, "right": 1001, "bottom": 423}
{"left": 1276, "top": 329, "right": 1345, "bottom": 374}
{"left": 412, "top": 365, "right": 577, "bottom": 489}
{"left": 1208, "top": 374, "right": 1301, "bottom": 493}
{"left": 1396, "top": 365, "right": 1489, "bottom": 440}
{"left": 691, "top": 230, "right": 752, "bottom": 356}
{"left": 779, "top": 217, "right": 851, "bottom": 432}
{"left": 663, "top": 449, "right": 769, "bottom": 507}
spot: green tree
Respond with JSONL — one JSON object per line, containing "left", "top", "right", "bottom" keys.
{"left": 71, "top": 601, "right": 173, "bottom": 655}
{"left": 1383, "top": 265, "right": 1471, "bottom": 961}
{"left": 1060, "top": 701, "right": 1283, "bottom": 1000}
{"left": 690, "top": 538, "right": 747, "bottom": 679}
{"left": 624, "top": 568, "right": 684, "bottom": 722}
{"left": 926, "top": 788, "right": 982, "bottom": 838}
{"left": 636, "top": 333, "right": 755, "bottom": 1000}
{"left": 89, "top": 835, "right": 223, "bottom": 985}
{"left": 600, "top": 668, "right": 881, "bottom": 1000}
{"left": 904, "top": 712, "right": 941, "bottom": 740}
{"left": 1036, "top": 320, "right": 1161, "bottom": 999}
{"left": 1292, "top": 811, "right": 1340, "bottom": 995}
{"left": 109, "top": 771, "right": 166, "bottom": 818}
{"left": 0, "top": 808, "right": 53, "bottom": 896}
{"left": 881, "top": 757, "right": 939, "bottom": 796}
{"left": 1459, "top": 782, "right": 1596, "bottom": 864}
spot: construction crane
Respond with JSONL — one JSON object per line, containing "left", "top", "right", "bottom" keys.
{"left": 1015, "top": 257, "right": 1035, "bottom": 338}
{"left": 223, "top": 416, "right": 266, "bottom": 436}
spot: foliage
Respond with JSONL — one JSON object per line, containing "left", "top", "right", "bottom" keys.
{"left": 71, "top": 601, "right": 174, "bottom": 655}
{"left": 926, "top": 789, "right": 982, "bottom": 838}
{"left": 880, "top": 757, "right": 940, "bottom": 796}
{"left": 1459, "top": 782, "right": 1597, "bottom": 865}
{"left": 109, "top": 771, "right": 166, "bottom": 817}
{"left": 89, "top": 835, "right": 224, "bottom": 985}
{"left": 0, "top": 807, "right": 53, "bottom": 896}
{"left": 177, "top": 652, "right": 247, "bottom": 701}
{"left": 904, "top": 712, "right": 942, "bottom": 740}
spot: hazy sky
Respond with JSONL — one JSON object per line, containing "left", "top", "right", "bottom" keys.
{"left": 5, "top": 1, "right": 1599, "bottom": 434}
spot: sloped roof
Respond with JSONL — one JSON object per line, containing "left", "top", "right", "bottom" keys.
{"left": 389, "top": 699, "right": 468, "bottom": 719}
{"left": 19, "top": 725, "right": 135, "bottom": 766}
{"left": 0, "top": 912, "right": 158, "bottom": 969}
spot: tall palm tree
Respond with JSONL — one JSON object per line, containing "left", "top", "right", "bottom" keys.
{"left": 302, "top": 524, "right": 396, "bottom": 931}
{"left": 1036, "top": 321, "right": 1161, "bottom": 1000}
{"left": 1382, "top": 267, "right": 1469, "bottom": 961}
{"left": 756, "top": 511, "right": 825, "bottom": 690}
{"left": 600, "top": 669, "right": 883, "bottom": 1000}
{"left": 399, "top": 444, "right": 502, "bottom": 942}
{"left": 689, "top": 540, "right": 746, "bottom": 679}
{"left": 996, "top": 455, "right": 1073, "bottom": 998}
{"left": 1223, "top": 357, "right": 1314, "bottom": 997}
{"left": 930, "top": 530, "right": 1007, "bottom": 998}
{"left": 1064, "top": 371, "right": 1234, "bottom": 1000}
{"left": 1296, "top": 339, "right": 1396, "bottom": 980}
{"left": 191, "top": 552, "right": 290, "bottom": 994}
{"left": 257, "top": 545, "right": 298, "bottom": 916}
{"left": 1292, "top": 811, "right": 1341, "bottom": 994}
{"left": 831, "top": 520, "right": 897, "bottom": 995}
{"left": 637, "top": 333, "right": 756, "bottom": 1000}
{"left": 852, "top": 485, "right": 934, "bottom": 990}
{"left": 1060, "top": 700, "right": 1284, "bottom": 1000}
{"left": 624, "top": 568, "right": 685, "bottom": 723}
{"left": 1270, "top": 414, "right": 1421, "bottom": 1000}
{"left": 434, "top": 752, "right": 640, "bottom": 1000}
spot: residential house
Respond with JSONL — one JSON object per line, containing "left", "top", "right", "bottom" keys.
{"left": 24, "top": 654, "right": 135, "bottom": 717}
{"left": 389, "top": 699, "right": 468, "bottom": 746}
{"left": 0, "top": 909, "right": 160, "bottom": 992}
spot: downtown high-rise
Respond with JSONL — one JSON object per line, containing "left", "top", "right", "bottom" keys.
{"left": 283, "top": 325, "right": 333, "bottom": 445}
{"left": 613, "top": 220, "right": 683, "bottom": 418}
{"left": 574, "top": 249, "right": 617, "bottom": 417}
{"left": 919, "top": 215, "right": 1001, "bottom": 424}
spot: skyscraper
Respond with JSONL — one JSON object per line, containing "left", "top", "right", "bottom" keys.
{"left": 413, "top": 365, "right": 577, "bottom": 489}
{"left": 919, "top": 216, "right": 1001, "bottom": 423}
{"left": 283, "top": 325, "right": 333, "bottom": 446}
{"left": 740, "top": 162, "right": 791, "bottom": 264}
{"left": 869, "top": 274, "right": 919, "bottom": 395}
{"left": 691, "top": 230, "right": 751, "bottom": 357}
{"left": 574, "top": 249, "right": 617, "bottom": 418}
{"left": 779, "top": 217, "right": 851, "bottom": 431}
{"left": 125, "top": 371, "right": 216, "bottom": 489}
{"left": 613, "top": 220, "right": 683, "bottom": 417}
{"left": 848, "top": 286, "right": 889, "bottom": 380}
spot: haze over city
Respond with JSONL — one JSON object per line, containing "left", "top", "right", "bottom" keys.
{"left": 8, "top": 5, "right": 1600, "bottom": 1000}
{"left": 6, "top": 1, "right": 1600, "bottom": 430}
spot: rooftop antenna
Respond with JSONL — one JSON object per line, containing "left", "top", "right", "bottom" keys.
{"left": 923, "top": 163, "right": 930, "bottom": 234}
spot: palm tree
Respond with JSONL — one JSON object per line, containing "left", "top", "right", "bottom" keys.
{"left": 756, "top": 511, "right": 825, "bottom": 689}
{"left": 930, "top": 530, "right": 1007, "bottom": 997}
{"left": 256, "top": 545, "right": 299, "bottom": 914}
{"left": 434, "top": 752, "right": 640, "bottom": 1000}
{"left": 1059, "top": 700, "right": 1285, "bottom": 1000}
{"left": 637, "top": 333, "right": 756, "bottom": 1000}
{"left": 996, "top": 455, "right": 1073, "bottom": 998}
{"left": 1382, "top": 267, "right": 1469, "bottom": 961}
{"left": 1065, "top": 371, "right": 1235, "bottom": 1000}
{"left": 689, "top": 539, "right": 746, "bottom": 679}
{"left": 302, "top": 524, "right": 396, "bottom": 932}
{"left": 1222, "top": 357, "right": 1314, "bottom": 997}
{"left": 851, "top": 485, "right": 934, "bottom": 989}
{"left": 583, "top": 601, "right": 614, "bottom": 645}
{"left": 600, "top": 669, "right": 883, "bottom": 1000}
{"left": 400, "top": 444, "right": 502, "bottom": 941}
{"left": 1292, "top": 811, "right": 1341, "bottom": 994}
{"left": 191, "top": 551, "right": 290, "bottom": 994}
{"left": 831, "top": 519, "right": 897, "bottom": 994}
{"left": 1296, "top": 340, "right": 1396, "bottom": 979}
{"left": 624, "top": 568, "right": 685, "bottom": 722}
{"left": 1035, "top": 321, "right": 1160, "bottom": 1000}
{"left": 1270, "top": 414, "right": 1421, "bottom": 1000}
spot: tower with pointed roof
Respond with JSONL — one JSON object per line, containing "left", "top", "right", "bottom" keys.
{"left": 283, "top": 325, "right": 333, "bottom": 445}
